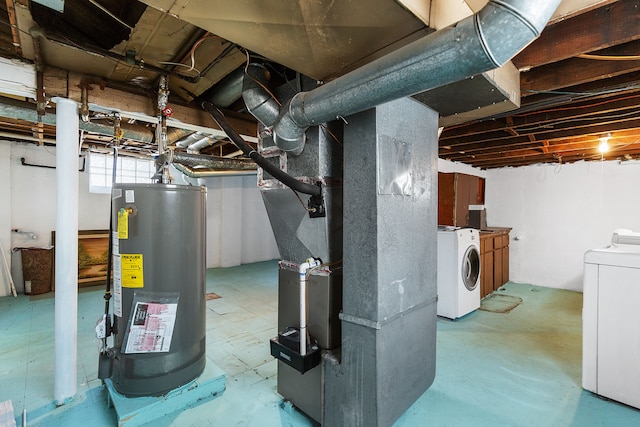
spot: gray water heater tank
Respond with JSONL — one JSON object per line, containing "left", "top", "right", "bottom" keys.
{"left": 110, "top": 183, "right": 207, "bottom": 396}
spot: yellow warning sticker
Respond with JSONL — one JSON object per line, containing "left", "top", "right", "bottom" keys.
{"left": 121, "top": 254, "right": 144, "bottom": 288}
{"left": 117, "top": 209, "right": 129, "bottom": 239}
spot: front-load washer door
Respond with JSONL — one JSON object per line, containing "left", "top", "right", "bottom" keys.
{"left": 461, "top": 246, "right": 480, "bottom": 291}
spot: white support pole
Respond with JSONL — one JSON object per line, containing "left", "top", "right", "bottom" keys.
{"left": 54, "top": 98, "right": 79, "bottom": 405}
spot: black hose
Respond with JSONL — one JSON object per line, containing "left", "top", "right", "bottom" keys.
{"left": 201, "top": 101, "right": 322, "bottom": 197}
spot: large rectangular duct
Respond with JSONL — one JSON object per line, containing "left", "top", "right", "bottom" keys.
{"left": 413, "top": 61, "right": 521, "bottom": 127}
{"left": 323, "top": 98, "right": 439, "bottom": 427}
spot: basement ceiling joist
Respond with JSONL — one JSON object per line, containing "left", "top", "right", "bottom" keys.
{"left": 0, "top": 1, "right": 639, "bottom": 170}
{"left": 441, "top": 0, "right": 640, "bottom": 169}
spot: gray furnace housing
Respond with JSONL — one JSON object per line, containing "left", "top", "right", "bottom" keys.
{"left": 109, "top": 183, "right": 207, "bottom": 397}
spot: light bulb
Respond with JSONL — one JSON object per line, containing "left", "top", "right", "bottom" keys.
{"left": 598, "top": 133, "right": 611, "bottom": 153}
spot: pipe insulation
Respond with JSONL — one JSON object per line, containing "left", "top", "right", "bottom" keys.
{"left": 172, "top": 163, "right": 256, "bottom": 178}
{"left": 170, "top": 151, "right": 257, "bottom": 170}
{"left": 245, "top": 0, "right": 562, "bottom": 155}
{"left": 54, "top": 98, "right": 79, "bottom": 405}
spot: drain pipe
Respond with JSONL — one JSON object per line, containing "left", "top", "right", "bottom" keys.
{"left": 299, "top": 258, "right": 321, "bottom": 356}
{"left": 244, "top": 0, "right": 562, "bottom": 155}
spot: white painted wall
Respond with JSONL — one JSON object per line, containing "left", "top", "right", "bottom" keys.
{"left": 0, "top": 144, "right": 11, "bottom": 296}
{"left": 485, "top": 160, "right": 640, "bottom": 291}
{"left": 196, "top": 173, "right": 279, "bottom": 268}
{"left": 2, "top": 141, "right": 278, "bottom": 297}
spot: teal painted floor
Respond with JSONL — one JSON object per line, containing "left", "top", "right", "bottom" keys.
{"left": 1, "top": 260, "right": 639, "bottom": 426}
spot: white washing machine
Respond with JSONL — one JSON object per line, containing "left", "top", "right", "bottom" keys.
{"left": 437, "top": 227, "right": 481, "bottom": 319}
{"left": 583, "top": 231, "right": 640, "bottom": 409}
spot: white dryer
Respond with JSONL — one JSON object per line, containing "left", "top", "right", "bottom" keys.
{"left": 437, "top": 227, "right": 481, "bottom": 319}
{"left": 583, "top": 233, "right": 640, "bottom": 409}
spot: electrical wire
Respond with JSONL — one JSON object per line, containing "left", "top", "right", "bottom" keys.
{"left": 514, "top": 108, "right": 640, "bottom": 133}
{"left": 578, "top": 53, "right": 640, "bottom": 61}
{"left": 188, "top": 34, "right": 216, "bottom": 71}
{"left": 320, "top": 124, "right": 343, "bottom": 147}
{"left": 525, "top": 84, "right": 640, "bottom": 97}
{"left": 292, "top": 189, "right": 316, "bottom": 212}
{"left": 158, "top": 61, "right": 201, "bottom": 78}
{"left": 0, "top": 17, "right": 202, "bottom": 83}
{"left": 87, "top": 0, "right": 134, "bottom": 30}
{"left": 242, "top": 49, "right": 283, "bottom": 107}
{"left": 516, "top": 93, "right": 640, "bottom": 117}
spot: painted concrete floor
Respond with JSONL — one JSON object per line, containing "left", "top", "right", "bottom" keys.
{"left": 1, "top": 260, "right": 639, "bottom": 426}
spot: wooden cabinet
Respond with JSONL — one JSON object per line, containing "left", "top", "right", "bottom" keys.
{"left": 479, "top": 228, "right": 511, "bottom": 298}
{"left": 480, "top": 235, "right": 494, "bottom": 299}
{"left": 438, "top": 172, "right": 484, "bottom": 227}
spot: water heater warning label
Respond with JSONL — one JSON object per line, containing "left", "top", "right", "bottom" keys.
{"left": 124, "top": 301, "right": 177, "bottom": 353}
{"left": 121, "top": 254, "right": 144, "bottom": 288}
{"left": 117, "top": 209, "right": 129, "bottom": 239}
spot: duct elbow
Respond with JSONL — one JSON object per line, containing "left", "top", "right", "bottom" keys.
{"left": 273, "top": 108, "right": 306, "bottom": 156}
{"left": 477, "top": 0, "right": 563, "bottom": 66}
{"left": 242, "top": 63, "right": 280, "bottom": 127}
{"left": 242, "top": 64, "right": 307, "bottom": 155}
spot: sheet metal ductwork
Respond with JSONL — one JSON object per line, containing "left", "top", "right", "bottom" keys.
{"left": 238, "top": 1, "right": 561, "bottom": 426}
{"left": 244, "top": 0, "right": 562, "bottom": 155}
{"left": 167, "top": 152, "right": 256, "bottom": 171}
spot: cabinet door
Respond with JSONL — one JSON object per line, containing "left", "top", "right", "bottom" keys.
{"left": 438, "top": 173, "right": 455, "bottom": 225}
{"left": 481, "top": 250, "right": 494, "bottom": 298}
{"left": 493, "top": 247, "right": 503, "bottom": 291}
{"left": 454, "top": 174, "right": 480, "bottom": 226}
{"left": 502, "top": 244, "right": 509, "bottom": 284}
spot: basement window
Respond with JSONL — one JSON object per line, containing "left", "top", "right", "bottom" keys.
{"left": 89, "top": 152, "right": 153, "bottom": 194}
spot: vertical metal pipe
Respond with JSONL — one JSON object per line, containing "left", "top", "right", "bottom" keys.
{"left": 54, "top": 98, "right": 79, "bottom": 405}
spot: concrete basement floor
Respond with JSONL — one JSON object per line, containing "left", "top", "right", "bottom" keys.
{"left": 1, "top": 260, "right": 639, "bottom": 426}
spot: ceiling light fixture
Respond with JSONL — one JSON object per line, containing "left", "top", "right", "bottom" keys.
{"left": 598, "top": 133, "right": 611, "bottom": 153}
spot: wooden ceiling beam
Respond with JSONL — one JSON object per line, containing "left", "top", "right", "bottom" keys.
{"left": 518, "top": 70, "right": 640, "bottom": 114}
{"left": 513, "top": 0, "right": 640, "bottom": 70}
{"left": 441, "top": 91, "right": 640, "bottom": 140}
{"left": 523, "top": 65, "right": 640, "bottom": 96}
{"left": 441, "top": 127, "right": 640, "bottom": 159}
{"left": 521, "top": 41, "right": 640, "bottom": 96}
{"left": 441, "top": 114, "right": 640, "bottom": 148}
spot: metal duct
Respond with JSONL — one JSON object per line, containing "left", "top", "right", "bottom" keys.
{"left": 172, "top": 163, "right": 256, "bottom": 178}
{"left": 187, "top": 136, "right": 219, "bottom": 153}
{"left": 246, "top": 0, "right": 562, "bottom": 155}
{"left": 203, "top": 66, "right": 245, "bottom": 108}
{"left": 169, "top": 152, "right": 256, "bottom": 170}
{"left": 242, "top": 63, "right": 280, "bottom": 127}
{"left": 175, "top": 132, "right": 207, "bottom": 149}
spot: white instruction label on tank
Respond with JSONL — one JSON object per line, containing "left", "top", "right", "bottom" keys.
{"left": 113, "top": 254, "right": 122, "bottom": 317}
{"left": 125, "top": 190, "right": 135, "bottom": 203}
{"left": 112, "top": 232, "right": 119, "bottom": 255}
{"left": 124, "top": 302, "right": 178, "bottom": 353}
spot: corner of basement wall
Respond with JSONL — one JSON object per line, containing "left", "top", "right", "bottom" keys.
{"left": 0, "top": 142, "right": 11, "bottom": 296}
{"left": 485, "top": 160, "right": 640, "bottom": 291}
